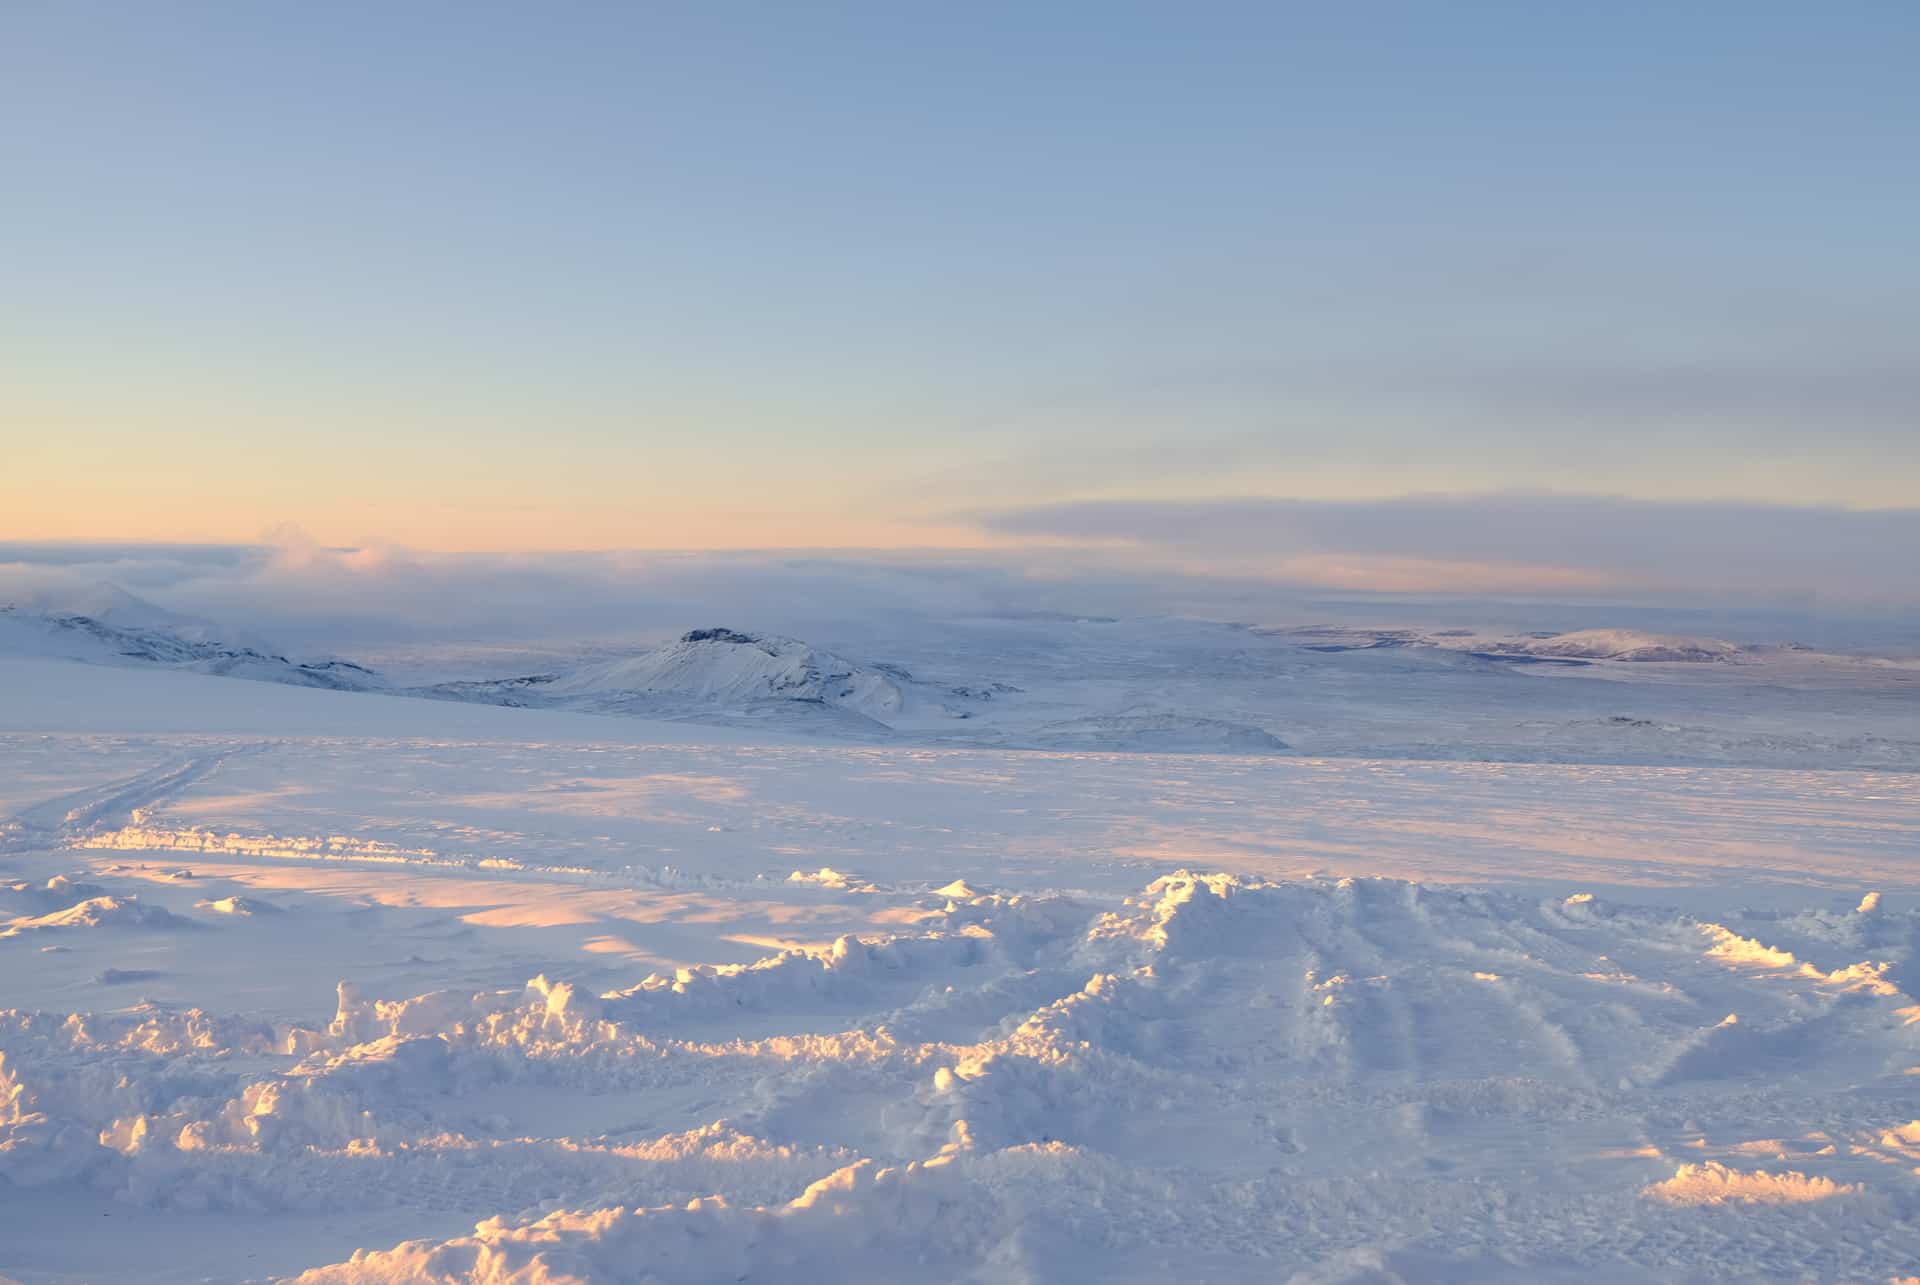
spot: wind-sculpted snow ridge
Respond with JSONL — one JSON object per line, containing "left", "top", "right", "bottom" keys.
{"left": 286, "top": 1152, "right": 1052, "bottom": 1285}
{"left": 71, "top": 820, "right": 682, "bottom": 885}
{"left": 1642, "top": 1160, "right": 1862, "bottom": 1206}
{"left": 0, "top": 889, "right": 1092, "bottom": 1217}
{"left": 77, "top": 821, "right": 447, "bottom": 867}
{"left": 11, "top": 869, "right": 1920, "bottom": 1279}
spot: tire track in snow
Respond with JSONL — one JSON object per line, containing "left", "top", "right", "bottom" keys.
{"left": 1, "top": 746, "right": 246, "bottom": 854}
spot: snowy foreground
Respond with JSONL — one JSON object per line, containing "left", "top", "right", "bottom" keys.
{"left": 4, "top": 657, "right": 1920, "bottom": 1282}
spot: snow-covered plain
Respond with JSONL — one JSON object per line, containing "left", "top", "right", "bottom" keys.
{"left": 4, "top": 615, "right": 1920, "bottom": 1282}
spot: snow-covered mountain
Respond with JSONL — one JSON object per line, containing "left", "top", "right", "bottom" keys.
{"left": 546, "top": 628, "right": 910, "bottom": 717}
{"left": 2, "top": 579, "right": 192, "bottom": 631}
{"left": 425, "top": 627, "right": 1009, "bottom": 732}
{"left": 0, "top": 588, "right": 384, "bottom": 692}
{"left": 419, "top": 627, "right": 1310, "bottom": 752}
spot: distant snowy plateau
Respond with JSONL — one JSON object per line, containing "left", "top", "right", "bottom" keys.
{"left": 3, "top": 591, "right": 1920, "bottom": 1282}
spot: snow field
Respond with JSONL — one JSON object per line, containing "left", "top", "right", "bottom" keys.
{"left": 2, "top": 663, "right": 1919, "bottom": 1281}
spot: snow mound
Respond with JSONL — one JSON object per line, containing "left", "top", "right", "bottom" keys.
{"left": 2, "top": 875, "right": 108, "bottom": 914}
{"left": 196, "top": 895, "right": 282, "bottom": 916}
{"left": 1, "top": 894, "right": 184, "bottom": 937}
{"left": 786, "top": 867, "right": 877, "bottom": 893}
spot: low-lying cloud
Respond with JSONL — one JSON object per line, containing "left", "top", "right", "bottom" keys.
{"left": 3, "top": 492, "right": 1917, "bottom": 662}
{"left": 967, "top": 493, "right": 1920, "bottom": 604}
{"left": 0, "top": 536, "right": 1190, "bottom": 651}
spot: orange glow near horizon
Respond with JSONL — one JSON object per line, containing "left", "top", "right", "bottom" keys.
{"left": 0, "top": 487, "right": 1011, "bottom": 554}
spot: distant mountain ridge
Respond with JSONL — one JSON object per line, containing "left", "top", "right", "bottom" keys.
{"left": 1493, "top": 628, "right": 1744, "bottom": 663}
{"left": 1264, "top": 624, "right": 1749, "bottom": 664}
{"left": 8, "top": 592, "right": 1902, "bottom": 767}
{"left": 0, "top": 589, "right": 383, "bottom": 692}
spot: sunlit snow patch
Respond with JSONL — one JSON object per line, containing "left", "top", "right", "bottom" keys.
{"left": 1642, "top": 1161, "right": 1859, "bottom": 1206}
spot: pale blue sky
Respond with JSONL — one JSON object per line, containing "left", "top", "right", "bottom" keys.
{"left": 5, "top": 2, "right": 1917, "bottom": 553}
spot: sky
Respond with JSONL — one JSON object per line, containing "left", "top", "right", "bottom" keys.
{"left": 4, "top": 3, "right": 1917, "bottom": 600}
